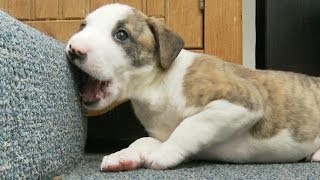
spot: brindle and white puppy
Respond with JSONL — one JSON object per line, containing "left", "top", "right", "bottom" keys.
{"left": 66, "top": 4, "right": 320, "bottom": 171}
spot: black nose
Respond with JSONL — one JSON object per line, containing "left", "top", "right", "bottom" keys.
{"left": 67, "top": 44, "right": 87, "bottom": 61}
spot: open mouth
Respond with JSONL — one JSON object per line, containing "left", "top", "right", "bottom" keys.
{"left": 81, "top": 72, "right": 111, "bottom": 106}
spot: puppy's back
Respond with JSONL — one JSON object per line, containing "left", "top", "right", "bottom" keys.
{"left": 184, "top": 55, "right": 320, "bottom": 142}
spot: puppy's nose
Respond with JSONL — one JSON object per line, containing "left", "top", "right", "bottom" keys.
{"left": 67, "top": 44, "right": 87, "bottom": 61}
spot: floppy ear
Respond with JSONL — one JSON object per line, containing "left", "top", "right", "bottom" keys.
{"left": 147, "top": 17, "right": 184, "bottom": 70}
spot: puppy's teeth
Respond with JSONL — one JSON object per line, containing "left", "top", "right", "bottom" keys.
{"left": 106, "top": 80, "right": 111, "bottom": 87}
{"left": 96, "top": 94, "right": 102, "bottom": 99}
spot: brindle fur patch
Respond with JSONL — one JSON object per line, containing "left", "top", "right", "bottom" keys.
{"left": 112, "top": 9, "right": 156, "bottom": 67}
{"left": 112, "top": 9, "right": 184, "bottom": 70}
{"left": 147, "top": 17, "right": 184, "bottom": 70}
{"left": 112, "top": 10, "right": 184, "bottom": 69}
{"left": 183, "top": 55, "right": 320, "bottom": 142}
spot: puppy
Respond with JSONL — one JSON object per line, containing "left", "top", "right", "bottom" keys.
{"left": 66, "top": 4, "right": 320, "bottom": 171}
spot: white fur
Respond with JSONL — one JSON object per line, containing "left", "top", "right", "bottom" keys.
{"left": 200, "top": 129, "right": 318, "bottom": 163}
{"left": 311, "top": 149, "right": 320, "bottom": 162}
{"left": 66, "top": 4, "right": 134, "bottom": 110}
{"left": 144, "top": 100, "right": 262, "bottom": 169}
{"left": 67, "top": 4, "right": 320, "bottom": 171}
{"left": 131, "top": 50, "right": 199, "bottom": 141}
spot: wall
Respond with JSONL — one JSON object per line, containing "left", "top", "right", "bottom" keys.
{"left": 0, "top": 0, "right": 244, "bottom": 65}
{"left": 243, "top": 0, "right": 256, "bottom": 69}
{"left": 0, "top": 0, "right": 165, "bottom": 43}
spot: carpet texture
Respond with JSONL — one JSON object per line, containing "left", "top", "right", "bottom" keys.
{"left": 62, "top": 154, "right": 320, "bottom": 180}
{"left": 0, "top": 11, "right": 87, "bottom": 179}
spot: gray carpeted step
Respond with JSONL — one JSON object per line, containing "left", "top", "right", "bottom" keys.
{"left": 61, "top": 154, "right": 320, "bottom": 180}
{"left": 0, "top": 10, "right": 86, "bottom": 179}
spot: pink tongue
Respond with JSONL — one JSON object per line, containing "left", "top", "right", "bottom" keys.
{"left": 82, "top": 76, "right": 104, "bottom": 104}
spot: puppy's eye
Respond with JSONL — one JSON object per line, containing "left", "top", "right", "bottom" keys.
{"left": 79, "top": 23, "right": 86, "bottom": 31}
{"left": 115, "top": 29, "right": 128, "bottom": 41}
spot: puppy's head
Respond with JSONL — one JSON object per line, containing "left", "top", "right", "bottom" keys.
{"left": 66, "top": 4, "right": 184, "bottom": 110}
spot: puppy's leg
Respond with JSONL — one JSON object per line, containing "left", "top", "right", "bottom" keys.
{"left": 145, "top": 100, "right": 261, "bottom": 170}
{"left": 100, "top": 137, "right": 161, "bottom": 172}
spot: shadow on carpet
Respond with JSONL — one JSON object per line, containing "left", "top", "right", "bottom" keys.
{"left": 61, "top": 154, "right": 320, "bottom": 180}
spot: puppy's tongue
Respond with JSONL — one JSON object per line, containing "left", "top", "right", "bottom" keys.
{"left": 81, "top": 76, "right": 105, "bottom": 105}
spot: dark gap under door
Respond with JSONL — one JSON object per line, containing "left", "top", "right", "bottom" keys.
{"left": 85, "top": 101, "right": 148, "bottom": 153}
{"left": 256, "top": 0, "right": 320, "bottom": 76}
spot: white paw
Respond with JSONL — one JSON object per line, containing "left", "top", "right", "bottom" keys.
{"left": 100, "top": 148, "right": 144, "bottom": 172}
{"left": 310, "top": 149, "right": 320, "bottom": 162}
{"left": 144, "top": 143, "right": 186, "bottom": 170}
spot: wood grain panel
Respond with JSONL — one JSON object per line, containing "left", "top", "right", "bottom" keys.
{"left": 26, "top": 20, "right": 82, "bottom": 42}
{"left": 116, "top": 0, "right": 143, "bottom": 11}
{"left": 146, "top": 0, "right": 164, "bottom": 17}
{"left": 8, "top": 0, "right": 31, "bottom": 20}
{"left": 62, "top": 0, "right": 86, "bottom": 18}
{"left": 190, "top": 49, "right": 204, "bottom": 53}
{"left": 156, "top": 17, "right": 165, "bottom": 23}
{"left": 90, "top": 0, "right": 113, "bottom": 11}
{"left": 35, "top": 0, "right": 59, "bottom": 19}
{"left": 167, "top": 0, "right": 203, "bottom": 49}
{"left": 205, "top": 0, "right": 242, "bottom": 64}
{"left": 0, "top": 0, "right": 5, "bottom": 11}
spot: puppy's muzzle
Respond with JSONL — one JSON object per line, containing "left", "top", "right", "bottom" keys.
{"left": 66, "top": 44, "right": 87, "bottom": 62}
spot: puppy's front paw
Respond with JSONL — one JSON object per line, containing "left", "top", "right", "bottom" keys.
{"left": 100, "top": 148, "right": 144, "bottom": 172}
{"left": 144, "top": 143, "right": 186, "bottom": 170}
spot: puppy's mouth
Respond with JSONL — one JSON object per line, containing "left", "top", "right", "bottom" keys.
{"left": 81, "top": 72, "right": 111, "bottom": 106}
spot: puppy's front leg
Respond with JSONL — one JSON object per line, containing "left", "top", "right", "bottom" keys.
{"left": 145, "top": 100, "right": 261, "bottom": 170}
{"left": 100, "top": 137, "right": 161, "bottom": 172}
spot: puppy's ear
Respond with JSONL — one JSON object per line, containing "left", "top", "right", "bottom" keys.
{"left": 147, "top": 17, "right": 184, "bottom": 70}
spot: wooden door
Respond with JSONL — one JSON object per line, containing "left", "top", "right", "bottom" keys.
{"left": 0, "top": 0, "right": 243, "bottom": 152}
{"left": 166, "top": 0, "right": 203, "bottom": 49}
{"left": 0, "top": 0, "right": 242, "bottom": 116}
{"left": 0, "top": 0, "right": 242, "bottom": 64}
{"left": 205, "top": 0, "right": 243, "bottom": 64}
{"left": 0, "top": 0, "right": 4, "bottom": 9}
